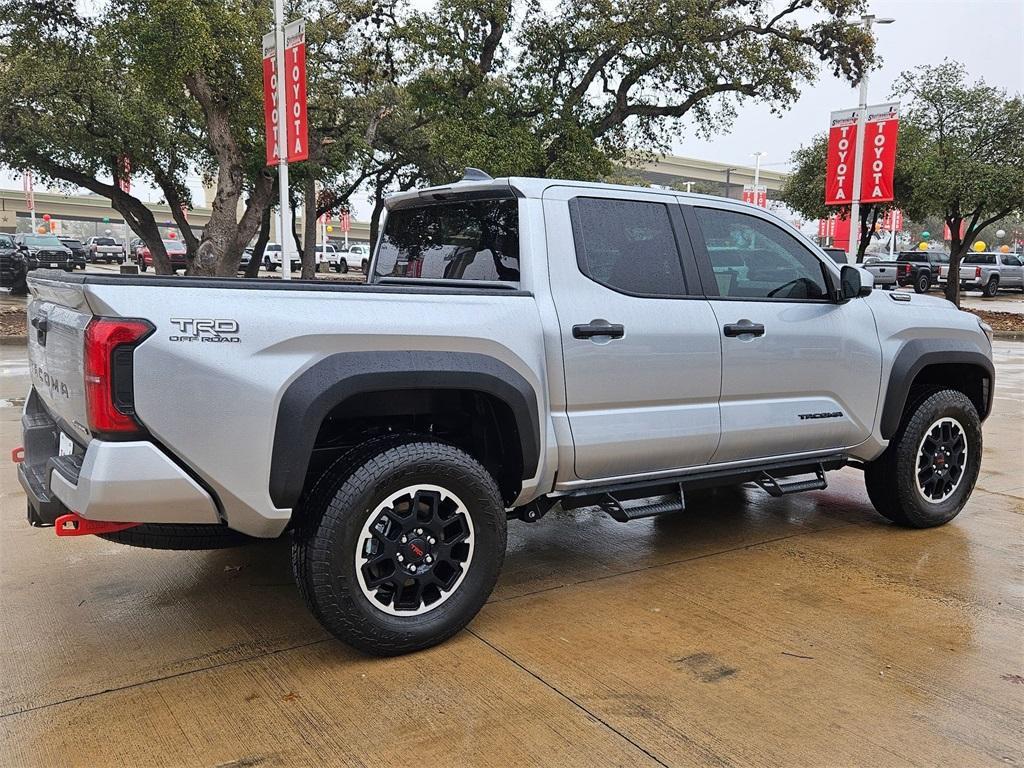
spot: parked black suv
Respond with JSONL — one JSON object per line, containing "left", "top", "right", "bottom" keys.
{"left": 0, "top": 232, "right": 26, "bottom": 293}
{"left": 58, "top": 237, "right": 89, "bottom": 269}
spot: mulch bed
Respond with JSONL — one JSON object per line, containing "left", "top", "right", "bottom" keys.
{"left": 0, "top": 305, "right": 27, "bottom": 339}
{"left": 963, "top": 308, "right": 1024, "bottom": 334}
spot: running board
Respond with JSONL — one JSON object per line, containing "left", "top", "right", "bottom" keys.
{"left": 598, "top": 486, "right": 685, "bottom": 523}
{"left": 754, "top": 465, "right": 827, "bottom": 497}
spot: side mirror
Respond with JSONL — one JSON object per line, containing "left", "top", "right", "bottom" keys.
{"left": 840, "top": 264, "right": 871, "bottom": 300}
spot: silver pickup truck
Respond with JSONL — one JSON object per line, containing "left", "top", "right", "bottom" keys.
{"left": 18, "top": 172, "right": 995, "bottom": 655}
{"left": 939, "top": 251, "right": 1024, "bottom": 296}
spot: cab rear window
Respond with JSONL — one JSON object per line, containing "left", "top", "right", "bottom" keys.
{"left": 963, "top": 254, "right": 996, "bottom": 265}
{"left": 375, "top": 199, "right": 520, "bottom": 283}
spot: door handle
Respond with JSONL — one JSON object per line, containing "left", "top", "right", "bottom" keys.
{"left": 723, "top": 321, "right": 765, "bottom": 338}
{"left": 573, "top": 320, "right": 625, "bottom": 340}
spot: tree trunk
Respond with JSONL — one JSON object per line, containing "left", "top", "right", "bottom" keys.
{"left": 301, "top": 175, "right": 318, "bottom": 280}
{"left": 184, "top": 71, "right": 273, "bottom": 276}
{"left": 289, "top": 197, "right": 302, "bottom": 276}
{"left": 856, "top": 206, "right": 880, "bottom": 263}
{"left": 245, "top": 203, "right": 272, "bottom": 278}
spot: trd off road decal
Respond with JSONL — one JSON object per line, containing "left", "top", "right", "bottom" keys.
{"left": 169, "top": 318, "right": 241, "bottom": 343}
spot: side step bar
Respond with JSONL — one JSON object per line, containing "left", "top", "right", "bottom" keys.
{"left": 514, "top": 454, "right": 846, "bottom": 524}
{"left": 755, "top": 466, "right": 827, "bottom": 497}
{"left": 598, "top": 485, "right": 685, "bottom": 523}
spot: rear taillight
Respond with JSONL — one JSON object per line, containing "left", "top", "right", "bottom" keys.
{"left": 900, "top": 264, "right": 910, "bottom": 275}
{"left": 84, "top": 317, "right": 153, "bottom": 435}
{"left": 975, "top": 267, "right": 982, "bottom": 279}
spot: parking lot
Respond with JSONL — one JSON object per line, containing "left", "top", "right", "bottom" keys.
{"left": 0, "top": 338, "right": 1020, "bottom": 767}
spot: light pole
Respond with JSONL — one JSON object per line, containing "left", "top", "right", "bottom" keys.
{"left": 847, "top": 13, "right": 895, "bottom": 264}
{"left": 273, "top": 0, "right": 291, "bottom": 279}
{"left": 752, "top": 151, "right": 766, "bottom": 189}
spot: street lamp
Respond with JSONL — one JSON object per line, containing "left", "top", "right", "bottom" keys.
{"left": 847, "top": 13, "right": 895, "bottom": 263}
{"left": 751, "top": 151, "right": 766, "bottom": 189}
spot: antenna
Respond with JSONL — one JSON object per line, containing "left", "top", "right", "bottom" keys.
{"left": 461, "top": 167, "right": 492, "bottom": 182}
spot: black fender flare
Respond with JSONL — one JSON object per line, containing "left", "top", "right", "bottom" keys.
{"left": 269, "top": 351, "right": 541, "bottom": 509}
{"left": 880, "top": 339, "right": 994, "bottom": 439}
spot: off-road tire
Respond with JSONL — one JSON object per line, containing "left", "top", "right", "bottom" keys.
{"left": 864, "top": 389, "right": 982, "bottom": 528}
{"left": 983, "top": 275, "right": 999, "bottom": 297}
{"left": 914, "top": 272, "right": 930, "bottom": 293}
{"left": 292, "top": 436, "right": 506, "bottom": 655}
{"left": 99, "top": 523, "right": 253, "bottom": 549}
{"left": 361, "top": 258, "right": 369, "bottom": 273}
{"left": 139, "top": 260, "right": 147, "bottom": 272}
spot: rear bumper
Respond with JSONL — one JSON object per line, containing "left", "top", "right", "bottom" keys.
{"left": 19, "top": 389, "right": 220, "bottom": 527}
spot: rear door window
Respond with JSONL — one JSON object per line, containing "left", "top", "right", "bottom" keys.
{"left": 569, "top": 197, "right": 688, "bottom": 296}
{"left": 375, "top": 199, "right": 520, "bottom": 283}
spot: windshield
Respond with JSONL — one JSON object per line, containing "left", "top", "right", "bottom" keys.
{"left": 94, "top": 237, "right": 117, "bottom": 245}
{"left": 375, "top": 199, "right": 520, "bottom": 282}
{"left": 25, "top": 236, "right": 63, "bottom": 247}
{"left": 60, "top": 239, "right": 83, "bottom": 248}
{"left": 162, "top": 239, "right": 185, "bottom": 250}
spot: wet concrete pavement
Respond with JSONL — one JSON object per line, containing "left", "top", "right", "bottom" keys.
{"left": 1, "top": 343, "right": 1021, "bottom": 767}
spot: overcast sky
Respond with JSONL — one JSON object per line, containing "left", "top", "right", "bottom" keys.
{"left": 5, "top": 0, "right": 1022, "bottom": 217}
{"left": 674, "top": 0, "right": 1024, "bottom": 171}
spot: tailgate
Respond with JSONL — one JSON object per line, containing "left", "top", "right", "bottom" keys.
{"left": 26, "top": 275, "right": 93, "bottom": 442}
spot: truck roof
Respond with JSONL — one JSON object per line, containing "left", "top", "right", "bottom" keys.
{"left": 384, "top": 172, "right": 796, "bottom": 228}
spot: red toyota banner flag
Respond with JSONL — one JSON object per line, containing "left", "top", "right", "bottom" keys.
{"left": 889, "top": 208, "right": 903, "bottom": 231}
{"left": 860, "top": 102, "right": 899, "bottom": 203}
{"left": 284, "top": 20, "right": 308, "bottom": 162}
{"left": 742, "top": 185, "right": 768, "bottom": 207}
{"left": 832, "top": 214, "right": 852, "bottom": 251}
{"left": 117, "top": 156, "right": 131, "bottom": 194}
{"left": 341, "top": 211, "right": 351, "bottom": 233}
{"left": 825, "top": 109, "right": 858, "bottom": 205}
{"left": 943, "top": 221, "right": 967, "bottom": 241}
{"left": 262, "top": 31, "right": 279, "bottom": 165}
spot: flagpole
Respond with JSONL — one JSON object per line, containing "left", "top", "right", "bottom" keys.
{"left": 274, "top": 0, "right": 291, "bottom": 280}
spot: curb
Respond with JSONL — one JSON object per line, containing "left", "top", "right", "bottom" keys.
{"left": 992, "top": 332, "right": 1024, "bottom": 342}
{"left": 0, "top": 336, "right": 27, "bottom": 346}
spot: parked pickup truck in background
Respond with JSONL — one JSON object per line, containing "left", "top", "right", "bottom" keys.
{"left": 18, "top": 171, "right": 995, "bottom": 656}
{"left": 864, "top": 251, "right": 949, "bottom": 293}
{"left": 939, "top": 251, "right": 1024, "bottom": 296}
{"left": 84, "top": 236, "right": 125, "bottom": 264}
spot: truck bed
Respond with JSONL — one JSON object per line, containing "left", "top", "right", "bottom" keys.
{"left": 29, "top": 270, "right": 528, "bottom": 296}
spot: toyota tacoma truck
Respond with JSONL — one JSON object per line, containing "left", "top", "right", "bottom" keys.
{"left": 84, "top": 236, "right": 125, "bottom": 264}
{"left": 16, "top": 171, "right": 995, "bottom": 656}
{"left": 865, "top": 250, "right": 950, "bottom": 294}
{"left": 938, "top": 251, "right": 1024, "bottom": 296}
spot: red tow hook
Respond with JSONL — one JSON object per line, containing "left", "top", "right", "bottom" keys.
{"left": 11, "top": 446, "right": 24, "bottom": 464}
{"left": 54, "top": 513, "right": 141, "bottom": 537}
